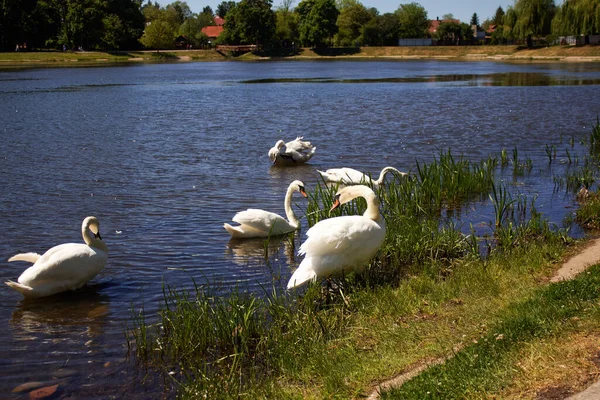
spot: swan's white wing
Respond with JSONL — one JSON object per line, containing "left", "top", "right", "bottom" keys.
{"left": 232, "top": 209, "right": 293, "bottom": 233}
{"left": 8, "top": 252, "right": 41, "bottom": 263}
{"left": 320, "top": 168, "right": 369, "bottom": 184}
{"left": 18, "top": 243, "right": 107, "bottom": 290}
{"left": 300, "top": 216, "right": 383, "bottom": 257}
{"left": 286, "top": 137, "right": 313, "bottom": 152}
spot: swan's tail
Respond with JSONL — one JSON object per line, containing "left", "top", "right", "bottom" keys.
{"left": 5, "top": 280, "right": 34, "bottom": 296}
{"left": 8, "top": 253, "right": 40, "bottom": 263}
{"left": 287, "top": 266, "right": 317, "bottom": 289}
{"left": 224, "top": 223, "right": 241, "bottom": 237}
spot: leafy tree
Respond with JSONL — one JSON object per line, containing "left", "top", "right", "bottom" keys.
{"left": 220, "top": 0, "right": 276, "bottom": 46}
{"left": 275, "top": 0, "right": 299, "bottom": 47}
{"left": 435, "top": 20, "right": 472, "bottom": 44}
{"left": 335, "top": 0, "right": 372, "bottom": 46}
{"left": 217, "top": 1, "right": 236, "bottom": 17}
{"left": 296, "top": 0, "right": 339, "bottom": 47}
{"left": 167, "top": 1, "right": 193, "bottom": 25}
{"left": 395, "top": 2, "right": 429, "bottom": 38}
{"left": 470, "top": 12, "right": 479, "bottom": 26}
{"left": 361, "top": 12, "right": 399, "bottom": 46}
{"left": 493, "top": 6, "right": 505, "bottom": 25}
{"left": 140, "top": 19, "right": 176, "bottom": 50}
{"left": 552, "top": 0, "right": 600, "bottom": 36}
{"left": 180, "top": 15, "right": 212, "bottom": 46}
{"left": 504, "top": 0, "right": 556, "bottom": 47}
{"left": 203, "top": 6, "right": 214, "bottom": 14}
{"left": 102, "top": 14, "right": 126, "bottom": 49}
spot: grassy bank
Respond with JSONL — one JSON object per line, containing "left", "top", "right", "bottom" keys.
{"left": 126, "top": 118, "right": 600, "bottom": 398}
{"left": 1, "top": 45, "right": 600, "bottom": 67}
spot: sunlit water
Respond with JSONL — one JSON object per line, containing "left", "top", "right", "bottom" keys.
{"left": 1, "top": 60, "right": 600, "bottom": 397}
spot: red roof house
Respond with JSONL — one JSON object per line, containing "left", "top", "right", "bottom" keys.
{"left": 202, "top": 17, "right": 225, "bottom": 39}
{"left": 202, "top": 25, "right": 224, "bottom": 39}
{"left": 429, "top": 18, "right": 461, "bottom": 34}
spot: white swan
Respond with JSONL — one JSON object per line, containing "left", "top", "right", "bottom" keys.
{"left": 268, "top": 137, "right": 316, "bottom": 165}
{"left": 318, "top": 166, "right": 407, "bottom": 187}
{"left": 6, "top": 216, "right": 109, "bottom": 299}
{"left": 287, "top": 185, "right": 386, "bottom": 289}
{"left": 224, "top": 180, "right": 308, "bottom": 239}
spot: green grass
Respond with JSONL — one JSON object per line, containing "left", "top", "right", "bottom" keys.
{"left": 127, "top": 141, "right": 582, "bottom": 398}
{"left": 381, "top": 264, "right": 600, "bottom": 399}
{"left": 125, "top": 116, "right": 600, "bottom": 398}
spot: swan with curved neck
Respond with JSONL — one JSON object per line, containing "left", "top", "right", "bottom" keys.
{"left": 287, "top": 185, "right": 386, "bottom": 289}
{"left": 224, "top": 180, "right": 308, "bottom": 239}
{"left": 268, "top": 137, "right": 316, "bottom": 165}
{"left": 6, "top": 216, "right": 109, "bottom": 298}
{"left": 318, "top": 166, "right": 407, "bottom": 187}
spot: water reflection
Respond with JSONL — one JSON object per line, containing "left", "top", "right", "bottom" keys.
{"left": 10, "top": 284, "right": 110, "bottom": 338}
{"left": 226, "top": 236, "right": 296, "bottom": 268}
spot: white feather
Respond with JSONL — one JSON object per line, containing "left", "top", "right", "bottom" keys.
{"left": 6, "top": 216, "right": 108, "bottom": 298}
{"left": 287, "top": 185, "right": 386, "bottom": 289}
{"left": 224, "top": 180, "right": 308, "bottom": 239}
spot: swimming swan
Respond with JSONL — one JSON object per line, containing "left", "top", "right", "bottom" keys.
{"left": 268, "top": 137, "right": 316, "bottom": 165}
{"left": 287, "top": 185, "right": 386, "bottom": 289}
{"left": 224, "top": 180, "right": 308, "bottom": 239}
{"left": 6, "top": 216, "right": 109, "bottom": 299}
{"left": 318, "top": 166, "right": 407, "bottom": 187}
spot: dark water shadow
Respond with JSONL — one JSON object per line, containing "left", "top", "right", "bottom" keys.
{"left": 241, "top": 72, "right": 600, "bottom": 86}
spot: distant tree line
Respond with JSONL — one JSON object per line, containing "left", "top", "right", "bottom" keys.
{"left": 1, "top": 0, "right": 599, "bottom": 52}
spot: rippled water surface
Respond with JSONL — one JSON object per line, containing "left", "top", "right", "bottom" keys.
{"left": 1, "top": 60, "right": 600, "bottom": 397}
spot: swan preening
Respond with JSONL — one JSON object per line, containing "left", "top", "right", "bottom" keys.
{"left": 268, "top": 137, "right": 316, "bottom": 165}
{"left": 287, "top": 185, "right": 386, "bottom": 289}
{"left": 224, "top": 180, "right": 308, "bottom": 239}
{"left": 6, "top": 216, "right": 109, "bottom": 299}
{"left": 318, "top": 166, "right": 407, "bottom": 187}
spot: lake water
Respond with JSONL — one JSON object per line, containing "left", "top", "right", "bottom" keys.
{"left": 1, "top": 59, "right": 600, "bottom": 397}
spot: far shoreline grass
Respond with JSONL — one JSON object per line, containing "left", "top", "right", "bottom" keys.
{"left": 1, "top": 45, "right": 600, "bottom": 68}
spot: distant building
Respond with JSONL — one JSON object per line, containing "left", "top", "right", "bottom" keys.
{"left": 429, "top": 17, "right": 461, "bottom": 35}
{"left": 201, "top": 16, "right": 225, "bottom": 42}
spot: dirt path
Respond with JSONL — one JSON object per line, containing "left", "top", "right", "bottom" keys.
{"left": 366, "top": 238, "right": 600, "bottom": 399}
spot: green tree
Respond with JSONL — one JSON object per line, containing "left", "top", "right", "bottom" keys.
{"left": 296, "top": 0, "right": 339, "bottom": 47}
{"left": 140, "top": 19, "right": 176, "bottom": 50}
{"left": 435, "top": 20, "right": 472, "bottom": 44}
{"left": 504, "top": 0, "right": 555, "bottom": 47}
{"left": 552, "top": 0, "right": 600, "bottom": 36}
{"left": 167, "top": 1, "right": 192, "bottom": 25}
{"left": 180, "top": 14, "right": 211, "bottom": 46}
{"left": 493, "top": 6, "right": 505, "bottom": 25}
{"left": 217, "top": 1, "right": 236, "bottom": 17}
{"left": 220, "top": 0, "right": 276, "bottom": 46}
{"left": 335, "top": 0, "right": 372, "bottom": 45}
{"left": 470, "top": 12, "right": 479, "bottom": 26}
{"left": 395, "top": 2, "right": 429, "bottom": 38}
{"left": 275, "top": 0, "right": 299, "bottom": 47}
{"left": 361, "top": 12, "right": 399, "bottom": 46}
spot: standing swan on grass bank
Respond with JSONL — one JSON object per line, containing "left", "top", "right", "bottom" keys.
{"left": 318, "top": 166, "right": 407, "bottom": 187}
{"left": 287, "top": 185, "right": 386, "bottom": 289}
{"left": 6, "top": 216, "right": 109, "bottom": 299}
{"left": 224, "top": 180, "right": 308, "bottom": 239}
{"left": 268, "top": 137, "right": 316, "bottom": 165}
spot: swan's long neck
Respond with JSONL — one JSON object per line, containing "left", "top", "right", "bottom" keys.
{"left": 363, "top": 191, "right": 383, "bottom": 224}
{"left": 83, "top": 225, "right": 108, "bottom": 253}
{"left": 375, "top": 167, "right": 398, "bottom": 185}
{"left": 284, "top": 186, "right": 300, "bottom": 228}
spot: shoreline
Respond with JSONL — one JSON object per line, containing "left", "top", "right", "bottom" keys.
{"left": 1, "top": 45, "right": 600, "bottom": 67}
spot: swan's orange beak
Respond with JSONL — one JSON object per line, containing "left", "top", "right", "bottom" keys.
{"left": 299, "top": 187, "right": 308, "bottom": 198}
{"left": 330, "top": 195, "right": 341, "bottom": 212}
